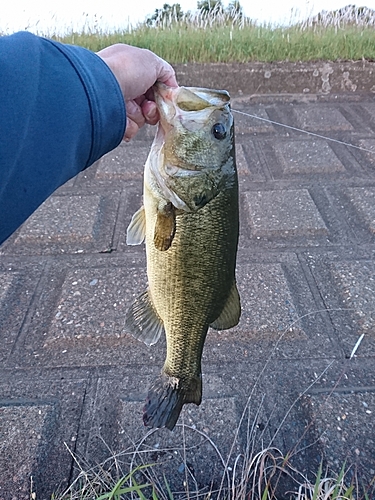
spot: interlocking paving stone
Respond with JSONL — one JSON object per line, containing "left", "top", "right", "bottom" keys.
{"left": 233, "top": 106, "right": 274, "bottom": 134}
{"left": 294, "top": 105, "right": 354, "bottom": 131}
{"left": 306, "top": 253, "right": 375, "bottom": 357}
{"left": 358, "top": 138, "right": 375, "bottom": 164}
{"left": 235, "top": 143, "right": 251, "bottom": 177}
{"left": 244, "top": 189, "right": 328, "bottom": 237}
{"left": 0, "top": 403, "right": 52, "bottom": 499}
{"left": 359, "top": 102, "right": 375, "bottom": 122}
{"left": 323, "top": 185, "right": 375, "bottom": 244}
{"left": 0, "top": 272, "right": 13, "bottom": 304}
{"left": 274, "top": 139, "right": 345, "bottom": 174}
{"left": 96, "top": 143, "right": 150, "bottom": 179}
{"left": 305, "top": 389, "right": 375, "bottom": 482}
{"left": 330, "top": 260, "right": 375, "bottom": 334}
{"left": 255, "top": 358, "right": 375, "bottom": 485}
{"left": 0, "top": 272, "right": 19, "bottom": 363}
{"left": 16, "top": 195, "right": 101, "bottom": 242}
{"left": 0, "top": 266, "right": 43, "bottom": 364}
{"left": 19, "top": 263, "right": 158, "bottom": 367}
{"left": 0, "top": 377, "right": 87, "bottom": 499}
{"left": 205, "top": 256, "right": 337, "bottom": 361}
{"left": 237, "top": 141, "right": 268, "bottom": 182}
{"left": 9, "top": 194, "right": 119, "bottom": 254}
{"left": 2, "top": 91, "right": 375, "bottom": 498}
{"left": 346, "top": 187, "right": 375, "bottom": 234}
{"left": 236, "top": 263, "right": 304, "bottom": 339}
{"left": 49, "top": 267, "right": 136, "bottom": 339}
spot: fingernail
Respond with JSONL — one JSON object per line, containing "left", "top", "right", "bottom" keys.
{"left": 147, "top": 108, "right": 157, "bottom": 120}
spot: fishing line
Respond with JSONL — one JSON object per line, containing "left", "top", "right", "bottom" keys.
{"left": 232, "top": 108, "right": 375, "bottom": 155}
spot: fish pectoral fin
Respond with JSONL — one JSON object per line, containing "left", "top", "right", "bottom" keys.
{"left": 124, "top": 289, "right": 164, "bottom": 346}
{"left": 210, "top": 281, "right": 241, "bottom": 330}
{"left": 153, "top": 202, "right": 176, "bottom": 251}
{"left": 126, "top": 206, "right": 146, "bottom": 245}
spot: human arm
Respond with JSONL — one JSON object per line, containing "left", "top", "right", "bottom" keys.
{"left": 0, "top": 32, "right": 177, "bottom": 245}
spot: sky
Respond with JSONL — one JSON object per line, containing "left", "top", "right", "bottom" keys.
{"left": 2, "top": 0, "right": 375, "bottom": 35}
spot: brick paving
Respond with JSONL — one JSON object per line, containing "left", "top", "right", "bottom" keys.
{"left": 1, "top": 91, "right": 375, "bottom": 499}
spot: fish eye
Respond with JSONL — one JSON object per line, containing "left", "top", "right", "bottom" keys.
{"left": 212, "top": 123, "right": 226, "bottom": 140}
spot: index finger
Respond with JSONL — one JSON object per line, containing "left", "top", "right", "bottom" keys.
{"left": 156, "top": 58, "right": 178, "bottom": 88}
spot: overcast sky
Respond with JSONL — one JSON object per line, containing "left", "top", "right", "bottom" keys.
{"left": 2, "top": 0, "right": 375, "bottom": 35}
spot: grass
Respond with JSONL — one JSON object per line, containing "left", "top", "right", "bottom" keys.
{"left": 52, "top": 429, "right": 374, "bottom": 500}
{"left": 46, "top": 7, "right": 375, "bottom": 63}
{"left": 52, "top": 25, "right": 375, "bottom": 64}
{"left": 51, "top": 310, "right": 375, "bottom": 500}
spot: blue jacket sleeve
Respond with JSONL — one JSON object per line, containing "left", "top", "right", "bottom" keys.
{"left": 0, "top": 31, "right": 126, "bottom": 245}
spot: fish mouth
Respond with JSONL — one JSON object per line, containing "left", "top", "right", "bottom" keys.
{"left": 154, "top": 83, "right": 230, "bottom": 118}
{"left": 153, "top": 83, "right": 231, "bottom": 141}
{"left": 152, "top": 83, "right": 176, "bottom": 145}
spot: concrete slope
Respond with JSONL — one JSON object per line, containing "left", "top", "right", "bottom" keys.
{"left": 1, "top": 89, "right": 375, "bottom": 498}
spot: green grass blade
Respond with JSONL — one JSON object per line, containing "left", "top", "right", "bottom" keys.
{"left": 331, "top": 461, "right": 346, "bottom": 498}
{"left": 312, "top": 462, "right": 323, "bottom": 500}
{"left": 96, "top": 464, "right": 155, "bottom": 500}
{"left": 126, "top": 477, "right": 149, "bottom": 500}
{"left": 164, "top": 473, "right": 174, "bottom": 500}
{"left": 261, "top": 484, "right": 269, "bottom": 500}
{"left": 343, "top": 484, "right": 355, "bottom": 498}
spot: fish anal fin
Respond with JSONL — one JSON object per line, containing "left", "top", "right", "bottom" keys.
{"left": 143, "top": 373, "right": 202, "bottom": 430}
{"left": 154, "top": 202, "right": 176, "bottom": 251}
{"left": 126, "top": 206, "right": 146, "bottom": 246}
{"left": 125, "top": 290, "right": 164, "bottom": 346}
{"left": 210, "top": 281, "right": 241, "bottom": 330}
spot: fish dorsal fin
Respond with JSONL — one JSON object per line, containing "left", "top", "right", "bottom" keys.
{"left": 126, "top": 206, "right": 146, "bottom": 245}
{"left": 210, "top": 281, "right": 241, "bottom": 330}
{"left": 125, "top": 289, "right": 165, "bottom": 346}
{"left": 154, "top": 202, "right": 176, "bottom": 251}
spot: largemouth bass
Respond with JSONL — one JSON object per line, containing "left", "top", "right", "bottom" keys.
{"left": 125, "top": 83, "right": 240, "bottom": 430}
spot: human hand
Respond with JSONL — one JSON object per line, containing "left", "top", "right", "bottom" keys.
{"left": 97, "top": 44, "right": 178, "bottom": 140}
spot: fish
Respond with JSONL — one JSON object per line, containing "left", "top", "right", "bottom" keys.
{"left": 125, "top": 83, "right": 240, "bottom": 430}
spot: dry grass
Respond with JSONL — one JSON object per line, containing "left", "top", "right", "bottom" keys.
{"left": 52, "top": 311, "right": 375, "bottom": 499}
{"left": 52, "top": 429, "right": 374, "bottom": 499}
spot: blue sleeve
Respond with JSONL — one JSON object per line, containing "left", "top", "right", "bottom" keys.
{"left": 0, "top": 31, "right": 126, "bottom": 245}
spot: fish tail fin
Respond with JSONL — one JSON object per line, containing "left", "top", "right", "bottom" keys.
{"left": 143, "top": 373, "right": 202, "bottom": 431}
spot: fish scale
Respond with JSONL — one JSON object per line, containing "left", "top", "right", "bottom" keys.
{"left": 147, "top": 191, "right": 237, "bottom": 372}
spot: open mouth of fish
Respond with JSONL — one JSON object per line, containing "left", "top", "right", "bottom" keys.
{"left": 152, "top": 82, "right": 231, "bottom": 172}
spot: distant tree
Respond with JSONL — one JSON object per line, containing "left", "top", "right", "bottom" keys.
{"left": 312, "top": 4, "right": 375, "bottom": 26}
{"left": 226, "top": 1, "right": 244, "bottom": 19}
{"left": 227, "top": 1, "right": 242, "bottom": 14}
{"left": 146, "top": 3, "right": 184, "bottom": 25}
{"left": 197, "top": 0, "right": 224, "bottom": 15}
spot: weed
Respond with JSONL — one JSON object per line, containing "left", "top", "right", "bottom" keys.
{"left": 37, "top": 8, "right": 375, "bottom": 63}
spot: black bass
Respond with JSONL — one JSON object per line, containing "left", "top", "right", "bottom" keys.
{"left": 126, "top": 83, "right": 240, "bottom": 430}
